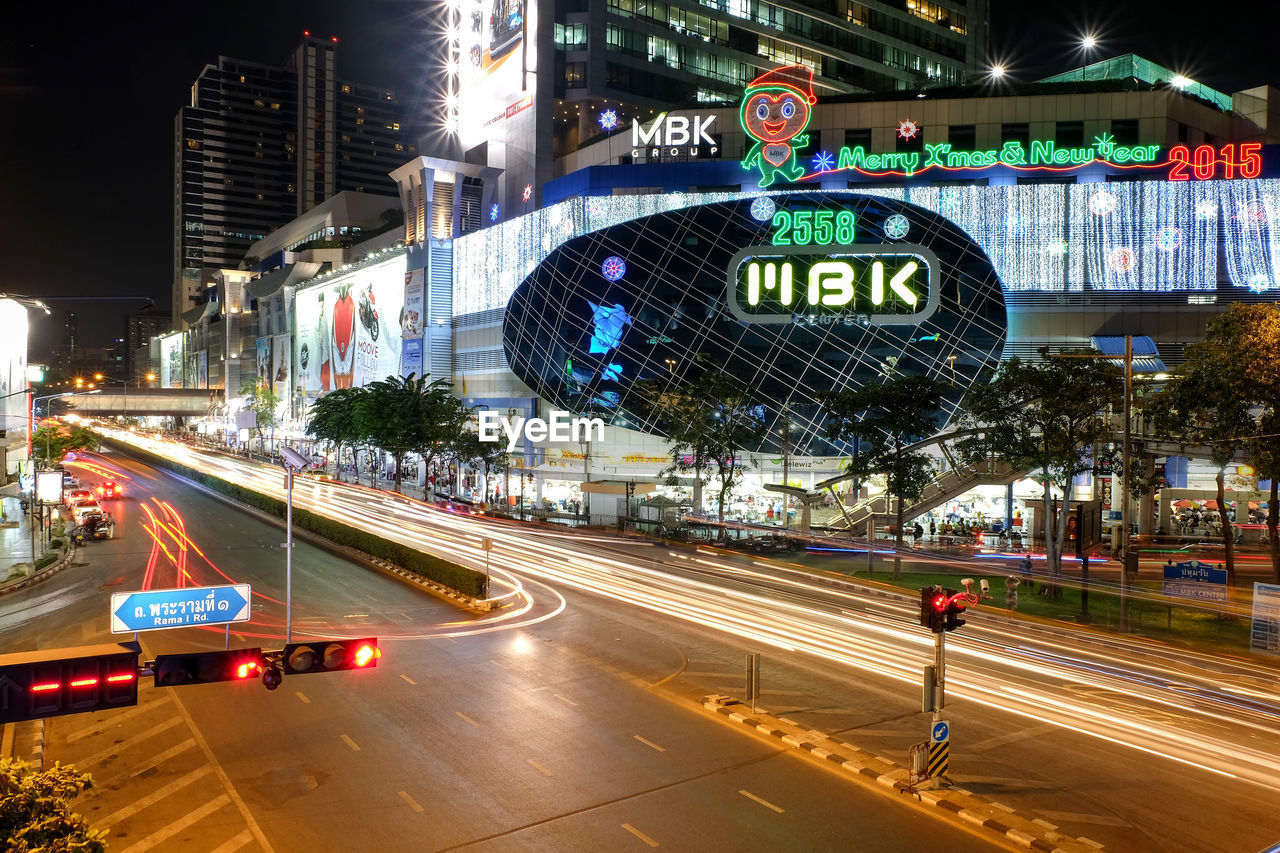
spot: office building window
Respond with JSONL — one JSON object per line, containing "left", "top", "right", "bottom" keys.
{"left": 1111, "top": 118, "right": 1139, "bottom": 145}
{"left": 1001, "top": 123, "right": 1029, "bottom": 147}
{"left": 1056, "top": 121, "right": 1084, "bottom": 147}
{"left": 948, "top": 124, "right": 975, "bottom": 149}
{"left": 564, "top": 62, "right": 586, "bottom": 87}
{"left": 845, "top": 128, "right": 872, "bottom": 149}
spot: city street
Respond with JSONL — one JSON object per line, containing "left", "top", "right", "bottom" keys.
{"left": 7, "top": 447, "right": 1001, "bottom": 852}
{"left": 5, "top": 436, "right": 1276, "bottom": 851}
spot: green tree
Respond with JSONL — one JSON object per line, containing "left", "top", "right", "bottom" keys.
{"left": 31, "top": 424, "right": 100, "bottom": 467}
{"left": 358, "top": 375, "right": 472, "bottom": 494}
{"left": 447, "top": 421, "right": 510, "bottom": 505}
{"left": 0, "top": 759, "right": 104, "bottom": 852}
{"left": 1146, "top": 304, "right": 1280, "bottom": 587}
{"left": 652, "top": 364, "right": 768, "bottom": 525}
{"left": 305, "top": 386, "right": 370, "bottom": 482}
{"left": 240, "top": 379, "right": 280, "bottom": 451}
{"left": 957, "top": 357, "right": 1121, "bottom": 593}
{"left": 820, "top": 374, "right": 950, "bottom": 577}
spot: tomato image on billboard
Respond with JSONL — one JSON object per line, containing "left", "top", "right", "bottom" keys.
{"left": 331, "top": 283, "right": 357, "bottom": 390}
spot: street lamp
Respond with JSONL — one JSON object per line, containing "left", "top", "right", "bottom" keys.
{"left": 280, "top": 446, "right": 314, "bottom": 643}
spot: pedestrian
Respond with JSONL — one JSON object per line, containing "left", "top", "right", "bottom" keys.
{"left": 1020, "top": 555, "right": 1032, "bottom": 576}
{"left": 929, "top": 520, "right": 936, "bottom": 539}
{"left": 913, "top": 522, "right": 924, "bottom": 541}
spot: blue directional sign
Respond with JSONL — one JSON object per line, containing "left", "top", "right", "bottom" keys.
{"left": 1162, "top": 560, "right": 1227, "bottom": 603}
{"left": 111, "top": 584, "right": 251, "bottom": 634}
{"left": 930, "top": 719, "right": 950, "bottom": 743}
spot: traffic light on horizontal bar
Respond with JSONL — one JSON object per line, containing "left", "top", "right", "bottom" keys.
{"left": 0, "top": 642, "right": 140, "bottom": 723}
{"left": 153, "top": 648, "right": 264, "bottom": 687}
{"left": 282, "top": 638, "right": 380, "bottom": 674}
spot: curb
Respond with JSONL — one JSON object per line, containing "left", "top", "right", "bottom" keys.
{"left": 701, "top": 695, "right": 1102, "bottom": 853}
{"left": 0, "top": 542, "right": 78, "bottom": 598}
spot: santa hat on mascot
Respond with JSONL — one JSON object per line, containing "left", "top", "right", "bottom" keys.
{"left": 745, "top": 64, "right": 817, "bottom": 104}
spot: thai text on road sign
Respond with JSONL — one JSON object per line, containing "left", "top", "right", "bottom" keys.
{"left": 111, "top": 584, "right": 251, "bottom": 634}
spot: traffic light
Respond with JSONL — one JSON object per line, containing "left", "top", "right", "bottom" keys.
{"left": 282, "top": 638, "right": 380, "bottom": 674}
{"left": 153, "top": 648, "right": 264, "bottom": 687}
{"left": 919, "top": 586, "right": 948, "bottom": 633}
{"left": 944, "top": 588, "right": 967, "bottom": 632}
{"left": 0, "top": 642, "right": 140, "bottom": 724}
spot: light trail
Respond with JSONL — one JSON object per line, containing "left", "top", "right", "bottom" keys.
{"left": 101, "top": 429, "right": 1280, "bottom": 791}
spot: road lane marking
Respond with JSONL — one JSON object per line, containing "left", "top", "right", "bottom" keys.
{"left": 400, "top": 674, "right": 418, "bottom": 685}
{"left": 295, "top": 691, "right": 311, "bottom": 704}
{"left": 622, "top": 823, "right": 659, "bottom": 847}
{"left": 95, "top": 765, "right": 212, "bottom": 829}
{"left": 455, "top": 712, "right": 480, "bottom": 727}
{"left": 553, "top": 693, "right": 577, "bottom": 706}
{"left": 66, "top": 697, "right": 173, "bottom": 743}
{"left": 209, "top": 829, "right": 254, "bottom": 853}
{"left": 398, "top": 791, "right": 425, "bottom": 813}
{"left": 633, "top": 735, "right": 666, "bottom": 753}
{"left": 117, "top": 793, "right": 231, "bottom": 853}
{"left": 739, "top": 789, "right": 784, "bottom": 813}
{"left": 527, "top": 759, "right": 554, "bottom": 777}
{"left": 129, "top": 738, "right": 197, "bottom": 778}
{"left": 969, "top": 722, "right": 1058, "bottom": 753}
{"left": 75, "top": 717, "right": 184, "bottom": 769}
{"left": 489, "top": 659, "right": 510, "bottom": 670}
{"left": 340, "top": 734, "right": 361, "bottom": 751}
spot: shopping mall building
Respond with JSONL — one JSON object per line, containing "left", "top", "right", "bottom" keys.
{"left": 150, "top": 53, "right": 1280, "bottom": 529}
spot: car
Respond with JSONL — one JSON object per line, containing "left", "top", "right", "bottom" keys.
{"left": 95, "top": 480, "right": 123, "bottom": 500}
{"left": 70, "top": 500, "right": 101, "bottom": 524}
{"left": 488, "top": 0, "right": 523, "bottom": 60}
{"left": 64, "top": 488, "right": 93, "bottom": 509}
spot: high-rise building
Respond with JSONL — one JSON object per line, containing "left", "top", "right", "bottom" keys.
{"left": 442, "top": 0, "right": 989, "bottom": 213}
{"left": 125, "top": 307, "right": 171, "bottom": 380}
{"left": 173, "top": 35, "right": 415, "bottom": 327}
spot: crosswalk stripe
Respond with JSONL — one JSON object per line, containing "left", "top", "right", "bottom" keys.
{"left": 116, "top": 793, "right": 231, "bottom": 853}
{"left": 74, "top": 718, "right": 184, "bottom": 770}
{"left": 130, "top": 739, "right": 197, "bottom": 778}
{"left": 65, "top": 697, "right": 172, "bottom": 744}
{"left": 94, "top": 765, "right": 212, "bottom": 829}
{"left": 209, "top": 829, "right": 255, "bottom": 853}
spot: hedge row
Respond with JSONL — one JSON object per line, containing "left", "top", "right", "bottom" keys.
{"left": 104, "top": 438, "right": 487, "bottom": 598}
{"left": 34, "top": 553, "right": 59, "bottom": 571}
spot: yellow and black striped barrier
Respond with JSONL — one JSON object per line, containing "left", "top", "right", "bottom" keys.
{"left": 928, "top": 738, "right": 949, "bottom": 778}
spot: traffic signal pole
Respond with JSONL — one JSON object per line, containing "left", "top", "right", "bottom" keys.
{"left": 933, "top": 629, "right": 945, "bottom": 719}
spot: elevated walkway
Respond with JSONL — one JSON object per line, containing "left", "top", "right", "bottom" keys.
{"left": 63, "top": 389, "right": 223, "bottom": 418}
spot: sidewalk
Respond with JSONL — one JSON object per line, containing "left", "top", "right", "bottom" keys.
{"left": 0, "top": 484, "right": 76, "bottom": 595}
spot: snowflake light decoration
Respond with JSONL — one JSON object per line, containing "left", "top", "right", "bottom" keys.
{"left": 586, "top": 197, "right": 606, "bottom": 217}
{"left": 1005, "top": 213, "right": 1024, "bottom": 235}
{"left": 522, "top": 184, "right": 533, "bottom": 202}
{"left": 1195, "top": 199, "right": 1219, "bottom": 219}
{"left": 1047, "top": 240, "right": 1069, "bottom": 256}
{"left": 1154, "top": 226, "right": 1181, "bottom": 252}
{"left": 1088, "top": 191, "right": 1118, "bottom": 217}
{"left": 1248, "top": 273, "right": 1273, "bottom": 293}
{"left": 489, "top": 203, "right": 499, "bottom": 222}
{"left": 1236, "top": 202, "right": 1269, "bottom": 228}
{"left": 750, "top": 196, "right": 776, "bottom": 222}
{"left": 598, "top": 109, "right": 619, "bottom": 132}
{"left": 1107, "top": 246, "right": 1136, "bottom": 273}
{"left": 883, "top": 214, "right": 910, "bottom": 240}
{"left": 896, "top": 119, "right": 920, "bottom": 141}
{"left": 811, "top": 150, "right": 835, "bottom": 172}
{"left": 601, "top": 255, "right": 627, "bottom": 282}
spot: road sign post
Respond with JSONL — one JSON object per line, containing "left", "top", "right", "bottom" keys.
{"left": 111, "top": 584, "right": 251, "bottom": 634}
{"left": 929, "top": 718, "right": 951, "bottom": 785}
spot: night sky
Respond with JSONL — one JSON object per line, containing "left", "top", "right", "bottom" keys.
{"left": 2, "top": 0, "right": 1275, "bottom": 358}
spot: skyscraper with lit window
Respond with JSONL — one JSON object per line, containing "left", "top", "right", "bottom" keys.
{"left": 173, "top": 35, "right": 415, "bottom": 327}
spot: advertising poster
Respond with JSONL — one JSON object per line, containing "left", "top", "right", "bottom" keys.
{"left": 197, "top": 350, "right": 208, "bottom": 389}
{"left": 255, "top": 337, "right": 271, "bottom": 386}
{"left": 457, "top": 0, "right": 536, "bottom": 152}
{"left": 401, "top": 269, "right": 425, "bottom": 378}
{"left": 272, "top": 335, "right": 291, "bottom": 400}
{"left": 0, "top": 299, "right": 29, "bottom": 434}
{"left": 295, "top": 257, "right": 405, "bottom": 398}
{"left": 1252, "top": 583, "right": 1280, "bottom": 655}
{"left": 160, "top": 335, "right": 185, "bottom": 388}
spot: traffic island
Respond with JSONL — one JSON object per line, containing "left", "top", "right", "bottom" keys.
{"left": 701, "top": 694, "right": 1103, "bottom": 853}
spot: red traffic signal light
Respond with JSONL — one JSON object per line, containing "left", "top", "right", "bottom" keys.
{"left": 919, "top": 586, "right": 948, "bottom": 633}
{"left": 282, "top": 638, "right": 380, "bottom": 674}
{"left": 0, "top": 642, "right": 140, "bottom": 723}
{"left": 153, "top": 648, "right": 264, "bottom": 687}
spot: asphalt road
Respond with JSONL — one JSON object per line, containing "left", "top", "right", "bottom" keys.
{"left": 92, "top": 432, "right": 1280, "bottom": 853}
{"left": 5, "top": 449, "right": 1003, "bottom": 852}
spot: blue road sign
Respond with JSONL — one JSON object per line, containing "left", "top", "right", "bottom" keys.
{"left": 1162, "top": 560, "right": 1227, "bottom": 602}
{"left": 111, "top": 584, "right": 251, "bottom": 634}
{"left": 931, "top": 719, "right": 950, "bottom": 743}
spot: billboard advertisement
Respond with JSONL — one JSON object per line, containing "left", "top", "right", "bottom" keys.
{"left": 456, "top": 0, "right": 536, "bottom": 152}
{"left": 400, "top": 269, "right": 425, "bottom": 378}
{"left": 196, "top": 350, "right": 208, "bottom": 389}
{"left": 159, "top": 334, "right": 185, "bottom": 388}
{"left": 0, "top": 299, "right": 28, "bottom": 436}
{"left": 271, "top": 335, "right": 291, "bottom": 400}
{"left": 295, "top": 256, "right": 405, "bottom": 397}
